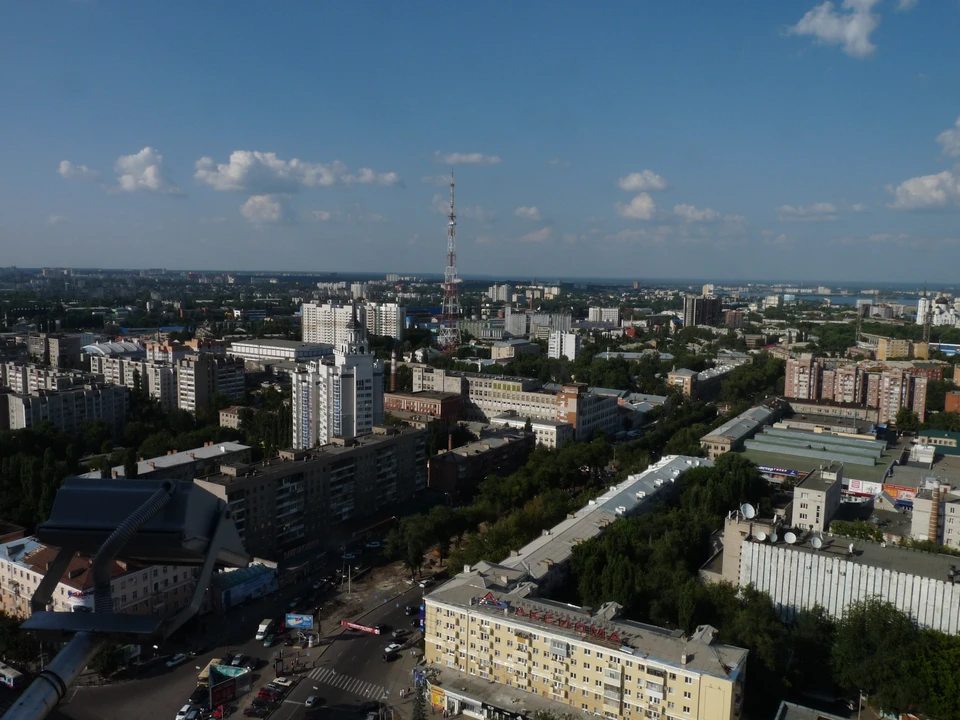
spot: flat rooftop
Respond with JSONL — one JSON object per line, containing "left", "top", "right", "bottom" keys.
{"left": 79, "top": 441, "right": 251, "bottom": 479}
{"left": 778, "top": 531, "right": 960, "bottom": 585}
{"left": 385, "top": 390, "right": 461, "bottom": 401}
{"left": 229, "top": 339, "right": 332, "bottom": 350}
{"left": 796, "top": 465, "right": 842, "bottom": 492}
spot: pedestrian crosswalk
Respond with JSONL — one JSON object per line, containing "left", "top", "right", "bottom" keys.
{"left": 307, "top": 666, "right": 387, "bottom": 699}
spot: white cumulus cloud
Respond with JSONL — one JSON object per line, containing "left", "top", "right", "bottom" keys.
{"left": 514, "top": 206, "right": 541, "bottom": 221}
{"left": 195, "top": 151, "right": 400, "bottom": 193}
{"left": 241, "top": 194, "right": 295, "bottom": 225}
{"left": 47, "top": 214, "right": 65, "bottom": 226}
{"left": 937, "top": 116, "right": 960, "bottom": 157}
{"left": 788, "top": 0, "right": 881, "bottom": 58}
{"left": 519, "top": 227, "right": 551, "bottom": 243}
{"left": 548, "top": 158, "right": 571, "bottom": 169}
{"left": 433, "top": 152, "right": 501, "bottom": 166}
{"left": 114, "top": 147, "right": 183, "bottom": 195}
{"left": 674, "top": 204, "right": 721, "bottom": 222}
{"left": 617, "top": 170, "right": 668, "bottom": 192}
{"left": 421, "top": 175, "right": 452, "bottom": 186}
{"left": 850, "top": 203, "right": 871, "bottom": 212}
{"left": 897, "top": 0, "right": 917, "bottom": 9}
{"left": 887, "top": 171, "right": 960, "bottom": 210}
{"left": 311, "top": 210, "right": 332, "bottom": 221}
{"left": 616, "top": 193, "right": 658, "bottom": 220}
{"left": 778, "top": 202, "right": 840, "bottom": 221}
{"left": 58, "top": 160, "right": 100, "bottom": 182}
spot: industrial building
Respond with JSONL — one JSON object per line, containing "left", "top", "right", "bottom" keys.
{"left": 700, "top": 404, "right": 781, "bottom": 460}
{"left": 227, "top": 339, "right": 333, "bottom": 363}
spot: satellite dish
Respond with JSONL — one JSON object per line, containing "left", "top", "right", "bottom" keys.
{"left": 811, "top": 536, "right": 823, "bottom": 550}
{"left": 784, "top": 531, "right": 797, "bottom": 544}
{"left": 756, "top": 531, "right": 767, "bottom": 542}
{"left": 770, "top": 532, "right": 779, "bottom": 543}
{"left": 740, "top": 503, "right": 756, "bottom": 520}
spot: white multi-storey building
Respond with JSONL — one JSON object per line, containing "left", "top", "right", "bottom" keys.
{"left": 302, "top": 301, "right": 367, "bottom": 345}
{"left": 292, "top": 313, "right": 384, "bottom": 449}
{"left": 486, "top": 283, "right": 513, "bottom": 302}
{"left": 547, "top": 330, "right": 580, "bottom": 361}
{"left": 363, "top": 302, "right": 406, "bottom": 341}
{"left": 587, "top": 307, "right": 621, "bottom": 324}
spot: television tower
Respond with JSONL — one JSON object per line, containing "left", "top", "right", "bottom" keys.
{"left": 439, "top": 170, "right": 461, "bottom": 353}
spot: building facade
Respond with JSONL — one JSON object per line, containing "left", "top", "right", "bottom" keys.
{"left": 7, "top": 384, "right": 128, "bottom": 437}
{"left": 491, "top": 340, "right": 541, "bottom": 361}
{"left": 547, "top": 331, "right": 581, "bottom": 361}
{"left": 683, "top": 296, "right": 722, "bottom": 327}
{"left": 291, "top": 315, "right": 384, "bottom": 449}
{"left": 195, "top": 427, "right": 427, "bottom": 560}
{"left": 227, "top": 339, "right": 334, "bottom": 363}
{"left": 428, "top": 431, "right": 535, "bottom": 502}
{"left": 587, "top": 307, "right": 622, "bottom": 324}
{"left": 364, "top": 302, "right": 406, "bottom": 341}
{"left": 301, "top": 301, "right": 364, "bottom": 345}
{"left": 384, "top": 391, "right": 462, "bottom": 421}
{"left": 490, "top": 414, "right": 575, "bottom": 449}
{"left": 784, "top": 355, "right": 820, "bottom": 401}
{"left": 176, "top": 354, "right": 245, "bottom": 413}
{"left": 88, "top": 356, "right": 178, "bottom": 411}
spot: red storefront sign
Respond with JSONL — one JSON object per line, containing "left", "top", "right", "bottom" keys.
{"left": 513, "top": 607, "right": 621, "bottom": 644}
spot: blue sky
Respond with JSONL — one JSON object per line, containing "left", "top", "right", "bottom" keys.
{"left": 2, "top": 0, "right": 959, "bottom": 282}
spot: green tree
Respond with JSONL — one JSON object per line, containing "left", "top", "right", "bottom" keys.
{"left": 918, "top": 630, "right": 960, "bottom": 719}
{"left": 895, "top": 407, "right": 921, "bottom": 432}
{"left": 90, "top": 644, "right": 122, "bottom": 678}
{"left": 411, "top": 685, "right": 427, "bottom": 720}
{"left": 831, "top": 599, "right": 923, "bottom": 714}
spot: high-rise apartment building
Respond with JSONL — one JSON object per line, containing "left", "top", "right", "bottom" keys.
{"left": 291, "top": 313, "right": 384, "bottom": 450}
{"left": 784, "top": 355, "right": 821, "bottom": 401}
{"left": 302, "top": 301, "right": 379, "bottom": 345}
{"left": 879, "top": 370, "right": 927, "bottom": 424}
{"left": 176, "top": 354, "right": 245, "bottom": 413}
{"left": 723, "top": 310, "right": 744, "bottom": 328}
{"left": 363, "top": 302, "right": 406, "bottom": 341}
{"left": 487, "top": 284, "right": 513, "bottom": 303}
{"left": 88, "top": 356, "right": 178, "bottom": 411}
{"left": 547, "top": 331, "right": 580, "bottom": 361}
{"left": 683, "top": 295, "right": 722, "bottom": 327}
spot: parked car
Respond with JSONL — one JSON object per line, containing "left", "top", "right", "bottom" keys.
{"left": 230, "top": 653, "right": 245, "bottom": 667}
{"left": 382, "top": 651, "right": 399, "bottom": 663}
{"left": 305, "top": 696, "right": 320, "bottom": 708}
{"left": 419, "top": 579, "right": 434, "bottom": 589}
{"left": 176, "top": 705, "right": 192, "bottom": 720}
{"left": 273, "top": 676, "right": 294, "bottom": 687}
{"left": 166, "top": 653, "right": 187, "bottom": 668}
{"left": 392, "top": 629, "right": 409, "bottom": 639}
{"left": 263, "top": 634, "right": 276, "bottom": 648}
{"left": 383, "top": 643, "right": 402, "bottom": 654}
{"left": 243, "top": 657, "right": 258, "bottom": 671}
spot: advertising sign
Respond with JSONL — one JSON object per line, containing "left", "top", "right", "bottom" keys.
{"left": 210, "top": 677, "right": 237, "bottom": 708}
{"left": 847, "top": 479, "right": 882, "bottom": 496}
{"left": 286, "top": 613, "right": 314, "bottom": 630}
{"left": 341, "top": 621, "right": 380, "bottom": 634}
{"left": 430, "top": 687, "right": 446, "bottom": 709}
{"left": 758, "top": 465, "right": 802, "bottom": 478}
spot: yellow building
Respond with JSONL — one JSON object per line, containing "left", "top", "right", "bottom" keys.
{"left": 423, "top": 563, "right": 747, "bottom": 720}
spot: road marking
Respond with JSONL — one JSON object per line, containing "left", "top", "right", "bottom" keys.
{"left": 308, "top": 666, "right": 387, "bottom": 699}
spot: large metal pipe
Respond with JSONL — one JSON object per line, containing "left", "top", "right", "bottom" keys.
{"left": 2, "top": 631, "right": 103, "bottom": 720}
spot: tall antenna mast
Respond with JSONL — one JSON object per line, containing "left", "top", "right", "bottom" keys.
{"left": 439, "top": 170, "right": 461, "bottom": 353}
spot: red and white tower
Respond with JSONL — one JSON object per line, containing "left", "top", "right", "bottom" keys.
{"left": 438, "top": 171, "right": 461, "bottom": 353}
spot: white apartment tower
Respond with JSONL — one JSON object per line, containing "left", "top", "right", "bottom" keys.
{"left": 364, "top": 302, "right": 406, "bottom": 341}
{"left": 301, "top": 301, "right": 367, "bottom": 345}
{"left": 547, "top": 330, "right": 580, "bottom": 361}
{"left": 292, "top": 311, "right": 384, "bottom": 449}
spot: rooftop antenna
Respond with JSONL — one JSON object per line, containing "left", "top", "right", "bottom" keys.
{"left": 784, "top": 531, "right": 797, "bottom": 544}
{"left": 438, "top": 170, "right": 461, "bottom": 354}
{"left": 740, "top": 503, "right": 756, "bottom": 520}
{"left": 811, "top": 536, "right": 823, "bottom": 550}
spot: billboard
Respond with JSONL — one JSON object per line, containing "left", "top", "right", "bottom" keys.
{"left": 286, "top": 613, "right": 314, "bottom": 630}
{"left": 847, "top": 479, "right": 883, "bottom": 496}
{"left": 757, "top": 465, "right": 802, "bottom": 478}
{"left": 341, "top": 621, "right": 380, "bottom": 634}
{"left": 210, "top": 677, "right": 237, "bottom": 708}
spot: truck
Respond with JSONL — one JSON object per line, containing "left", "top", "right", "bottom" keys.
{"left": 197, "top": 657, "right": 222, "bottom": 687}
{"left": 256, "top": 618, "right": 274, "bottom": 640}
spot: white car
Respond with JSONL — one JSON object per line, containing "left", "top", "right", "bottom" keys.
{"left": 383, "top": 642, "right": 402, "bottom": 653}
{"left": 419, "top": 579, "right": 434, "bottom": 588}
{"left": 305, "top": 696, "right": 319, "bottom": 708}
{"left": 165, "top": 653, "right": 187, "bottom": 668}
{"left": 273, "top": 676, "right": 294, "bottom": 688}
{"left": 175, "top": 705, "right": 192, "bottom": 720}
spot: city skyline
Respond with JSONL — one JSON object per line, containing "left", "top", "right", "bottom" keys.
{"left": 3, "top": 1, "right": 960, "bottom": 280}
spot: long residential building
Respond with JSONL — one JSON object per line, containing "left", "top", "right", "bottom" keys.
{"left": 195, "top": 427, "right": 427, "bottom": 561}
{"left": 78, "top": 441, "right": 251, "bottom": 481}
{"left": 422, "top": 455, "right": 748, "bottom": 720}
{"left": 0, "top": 536, "right": 202, "bottom": 619}
{"left": 87, "top": 355, "right": 178, "bottom": 411}
{"left": 4, "top": 384, "right": 128, "bottom": 437}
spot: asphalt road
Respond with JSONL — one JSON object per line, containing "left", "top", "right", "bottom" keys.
{"left": 55, "top": 571, "right": 338, "bottom": 720}
{"left": 272, "top": 585, "right": 425, "bottom": 720}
